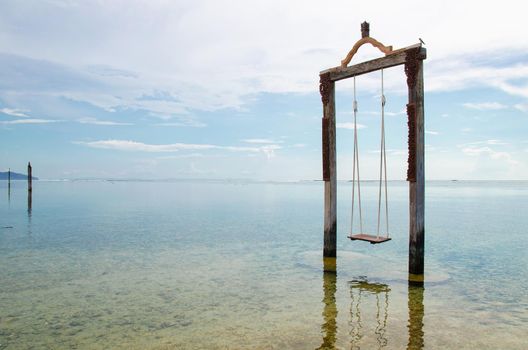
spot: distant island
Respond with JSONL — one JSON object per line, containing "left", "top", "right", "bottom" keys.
{"left": 0, "top": 171, "right": 38, "bottom": 180}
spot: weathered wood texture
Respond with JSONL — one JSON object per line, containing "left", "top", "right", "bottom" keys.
{"left": 340, "top": 36, "right": 393, "bottom": 68}
{"left": 321, "top": 79, "right": 336, "bottom": 258}
{"left": 27, "top": 189, "right": 32, "bottom": 214}
{"left": 7, "top": 168, "right": 11, "bottom": 199}
{"left": 407, "top": 58, "right": 425, "bottom": 275}
{"left": 322, "top": 118, "right": 330, "bottom": 181}
{"left": 27, "top": 162, "right": 32, "bottom": 192}
{"left": 321, "top": 44, "right": 424, "bottom": 82}
{"left": 348, "top": 234, "right": 392, "bottom": 244}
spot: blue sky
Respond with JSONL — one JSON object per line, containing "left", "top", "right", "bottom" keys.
{"left": 1, "top": 0, "right": 527, "bottom": 180}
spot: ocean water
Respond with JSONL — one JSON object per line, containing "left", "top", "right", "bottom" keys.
{"left": 0, "top": 180, "right": 527, "bottom": 349}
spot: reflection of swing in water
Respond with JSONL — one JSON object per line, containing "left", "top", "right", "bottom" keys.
{"left": 349, "top": 278, "right": 390, "bottom": 349}
{"left": 317, "top": 270, "right": 338, "bottom": 350}
{"left": 317, "top": 261, "right": 424, "bottom": 350}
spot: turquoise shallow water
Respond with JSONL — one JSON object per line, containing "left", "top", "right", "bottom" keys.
{"left": 0, "top": 180, "right": 527, "bottom": 349}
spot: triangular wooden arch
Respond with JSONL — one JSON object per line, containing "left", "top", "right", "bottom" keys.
{"left": 340, "top": 22, "right": 393, "bottom": 68}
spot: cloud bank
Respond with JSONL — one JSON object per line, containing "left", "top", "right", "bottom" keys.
{"left": 1, "top": 0, "right": 527, "bottom": 118}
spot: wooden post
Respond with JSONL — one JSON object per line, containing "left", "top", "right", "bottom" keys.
{"left": 27, "top": 162, "right": 33, "bottom": 214}
{"left": 27, "top": 162, "right": 32, "bottom": 192}
{"left": 7, "top": 168, "right": 11, "bottom": 191}
{"left": 406, "top": 51, "right": 425, "bottom": 278}
{"left": 320, "top": 73, "right": 337, "bottom": 259}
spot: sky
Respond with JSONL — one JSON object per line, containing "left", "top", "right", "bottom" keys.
{"left": 1, "top": 0, "right": 527, "bottom": 180}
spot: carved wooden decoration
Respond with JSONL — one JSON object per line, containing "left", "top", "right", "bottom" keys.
{"left": 340, "top": 22, "right": 393, "bottom": 68}
{"left": 406, "top": 103, "right": 416, "bottom": 182}
{"left": 322, "top": 118, "right": 330, "bottom": 181}
{"left": 319, "top": 73, "right": 332, "bottom": 106}
{"left": 405, "top": 47, "right": 421, "bottom": 90}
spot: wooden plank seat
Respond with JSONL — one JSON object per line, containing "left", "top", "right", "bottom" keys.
{"left": 348, "top": 234, "right": 391, "bottom": 244}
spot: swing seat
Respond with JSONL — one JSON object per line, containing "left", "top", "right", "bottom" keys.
{"left": 348, "top": 234, "right": 391, "bottom": 244}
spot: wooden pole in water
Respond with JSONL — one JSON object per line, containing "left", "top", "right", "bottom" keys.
{"left": 27, "top": 162, "right": 32, "bottom": 192}
{"left": 27, "top": 163, "right": 32, "bottom": 214}
{"left": 405, "top": 52, "right": 425, "bottom": 279}
{"left": 8, "top": 167, "right": 11, "bottom": 190}
{"left": 320, "top": 73, "right": 336, "bottom": 259}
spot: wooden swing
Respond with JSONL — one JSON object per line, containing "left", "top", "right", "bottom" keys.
{"left": 347, "top": 70, "right": 391, "bottom": 244}
{"left": 320, "top": 21, "right": 426, "bottom": 278}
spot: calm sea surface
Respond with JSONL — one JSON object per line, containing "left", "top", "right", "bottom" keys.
{"left": 1, "top": 180, "right": 527, "bottom": 349}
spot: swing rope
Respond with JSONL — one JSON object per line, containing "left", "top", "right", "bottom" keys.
{"left": 350, "top": 76, "right": 363, "bottom": 236}
{"left": 376, "top": 69, "right": 389, "bottom": 238}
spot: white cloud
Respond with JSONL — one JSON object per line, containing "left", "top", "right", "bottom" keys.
{"left": 337, "top": 122, "right": 366, "bottom": 130}
{"left": 78, "top": 117, "right": 133, "bottom": 126}
{"left": 0, "top": 118, "right": 59, "bottom": 124}
{"left": 385, "top": 109, "right": 406, "bottom": 116}
{"left": 1, "top": 0, "right": 528, "bottom": 115}
{"left": 458, "top": 139, "right": 509, "bottom": 147}
{"left": 157, "top": 153, "right": 207, "bottom": 160}
{"left": 242, "top": 138, "right": 282, "bottom": 144}
{"left": 426, "top": 58, "right": 528, "bottom": 98}
{"left": 462, "top": 102, "right": 508, "bottom": 110}
{"left": 425, "top": 130, "right": 439, "bottom": 135}
{"left": 514, "top": 103, "right": 528, "bottom": 112}
{"left": 363, "top": 109, "right": 405, "bottom": 117}
{"left": 461, "top": 146, "right": 519, "bottom": 165}
{"left": 493, "top": 80, "right": 528, "bottom": 98}
{"left": 74, "top": 139, "right": 282, "bottom": 158}
{"left": 292, "top": 143, "right": 306, "bottom": 148}
{"left": 486, "top": 139, "right": 508, "bottom": 146}
{"left": 150, "top": 113, "right": 207, "bottom": 127}
{"left": 154, "top": 121, "right": 207, "bottom": 127}
{"left": 368, "top": 148, "right": 406, "bottom": 156}
{"left": 0, "top": 108, "right": 29, "bottom": 117}
{"left": 76, "top": 140, "right": 219, "bottom": 152}
{"left": 260, "top": 145, "right": 282, "bottom": 159}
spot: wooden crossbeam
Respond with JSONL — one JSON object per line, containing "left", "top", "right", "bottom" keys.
{"left": 320, "top": 44, "right": 425, "bottom": 82}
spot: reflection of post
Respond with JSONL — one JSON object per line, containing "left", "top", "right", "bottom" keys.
{"left": 27, "top": 187, "right": 32, "bottom": 216}
{"left": 349, "top": 283, "right": 362, "bottom": 349}
{"left": 407, "top": 284, "right": 425, "bottom": 350}
{"left": 317, "top": 258, "right": 338, "bottom": 350}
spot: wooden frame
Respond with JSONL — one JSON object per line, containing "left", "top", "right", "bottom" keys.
{"left": 319, "top": 22, "right": 426, "bottom": 279}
